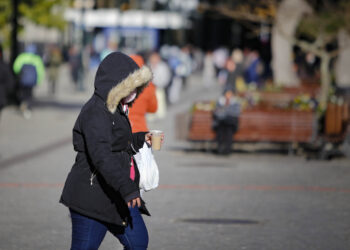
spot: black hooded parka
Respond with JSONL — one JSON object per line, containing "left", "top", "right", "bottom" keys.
{"left": 60, "top": 52, "right": 153, "bottom": 226}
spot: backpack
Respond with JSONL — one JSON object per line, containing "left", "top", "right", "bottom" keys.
{"left": 19, "top": 64, "right": 37, "bottom": 87}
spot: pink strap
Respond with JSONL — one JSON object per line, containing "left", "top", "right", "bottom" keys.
{"left": 130, "top": 157, "right": 135, "bottom": 181}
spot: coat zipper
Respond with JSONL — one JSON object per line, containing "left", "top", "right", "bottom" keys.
{"left": 90, "top": 170, "right": 97, "bottom": 186}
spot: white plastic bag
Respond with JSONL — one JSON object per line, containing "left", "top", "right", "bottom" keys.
{"left": 134, "top": 142, "right": 159, "bottom": 192}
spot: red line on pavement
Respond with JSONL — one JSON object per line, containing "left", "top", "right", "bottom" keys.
{"left": 0, "top": 183, "right": 349, "bottom": 193}
{"left": 157, "top": 184, "right": 350, "bottom": 193}
{"left": 159, "top": 184, "right": 242, "bottom": 191}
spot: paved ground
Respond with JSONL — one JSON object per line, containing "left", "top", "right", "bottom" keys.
{"left": 0, "top": 65, "right": 349, "bottom": 250}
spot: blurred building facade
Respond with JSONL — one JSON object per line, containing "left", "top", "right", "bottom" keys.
{"left": 63, "top": 0, "right": 197, "bottom": 61}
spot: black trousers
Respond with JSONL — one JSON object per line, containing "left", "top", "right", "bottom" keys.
{"left": 216, "top": 123, "right": 236, "bottom": 154}
{"left": 18, "top": 86, "right": 33, "bottom": 108}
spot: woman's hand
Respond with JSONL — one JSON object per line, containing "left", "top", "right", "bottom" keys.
{"left": 145, "top": 132, "right": 152, "bottom": 145}
{"left": 128, "top": 197, "right": 141, "bottom": 208}
{"left": 145, "top": 132, "right": 165, "bottom": 146}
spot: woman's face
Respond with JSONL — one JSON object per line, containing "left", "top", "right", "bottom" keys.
{"left": 226, "top": 60, "right": 236, "bottom": 72}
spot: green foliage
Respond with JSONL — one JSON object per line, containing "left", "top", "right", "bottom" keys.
{"left": 19, "top": 0, "right": 67, "bottom": 30}
{"left": 0, "top": 0, "right": 68, "bottom": 47}
{"left": 0, "top": 1, "right": 13, "bottom": 48}
{"left": 0, "top": 1, "right": 11, "bottom": 28}
{"left": 297, "top": 1, "right": 350, "bottom": 41}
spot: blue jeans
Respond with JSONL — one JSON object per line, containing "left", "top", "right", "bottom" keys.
{"left": 69, "top": 207, "right": 148, "bottom": 250}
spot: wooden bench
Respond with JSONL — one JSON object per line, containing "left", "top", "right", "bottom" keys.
{"left": 186, "top": 108, "right": 316, "bottom": 143}
{"left": 183, "top": 86, "right": 320, "bottom": 144}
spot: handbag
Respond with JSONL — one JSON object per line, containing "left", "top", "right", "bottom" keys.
{"left": 134, "top": 142, "right": 159, "bottom": 193}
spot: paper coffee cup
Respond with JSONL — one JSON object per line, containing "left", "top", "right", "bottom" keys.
{"left": 150, "top": 130, "right": 163, "bottom": 150}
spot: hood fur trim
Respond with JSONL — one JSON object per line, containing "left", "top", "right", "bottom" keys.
{"left": 106, "top": 66, "right": 152, "bottom": 113}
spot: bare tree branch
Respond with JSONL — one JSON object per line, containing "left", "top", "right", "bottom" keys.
{"left": 329, "top": 49, "right": 340, "bottom": 58}
{"left": 275, "top": 21, "right": 323, "bottom": 56}
{"left": 198, "top": 3, "right": 274, "bottom": 24}
{"left": 314, "top": 34, "right": 325, "bottom": 50}
{"left": 294, "top": 39, "right": 323, "bottom": 57}
{"left": 200, "top": 0, "right": 350, "bottom": 61}
{"left": 240, "top": 21, "right": 263, "bottom": 37}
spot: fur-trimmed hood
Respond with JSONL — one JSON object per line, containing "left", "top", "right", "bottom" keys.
{"left": 94, "top": 52, "right": 152, "bottom": 113}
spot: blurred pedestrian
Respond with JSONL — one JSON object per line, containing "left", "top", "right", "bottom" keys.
{"left": 220, "top": 58, "right": 237, "bottom": 93}
{"left": 191, "top": 46, "right": 204, "bottom": 73}
{"left": 213, "top": 47, "right": 229, "bottom": 76}
{"left": 46, "top": 45, "right": 62, "bottom": 95}
{"left": 166, "top": 46, "right": 181, "bottom": 103}
{"left": 0, "top": 44, "right": 15, "bottom": 119}
{"left": 176, "top": 45, "right": 192, "bottom": 89}
{"left": 148, "top": 51, "right": 171, "bottom": 120}
{"left": 60, "top": 52, "right": 154, "bottom": 249}
{"left": 68, "top": 45, "right": 83, "bottom": 91}
{"left": 244, "top": 50, "right": 264, "bottom": 87}
{"left": 100, "top": 40, "right": 118, "bottom": 61}
{"left": 231, "top": 48, "right": 247, "bottom": 93}
{"left": 212, "top": 89, "right": 241, "bottom": 155}
{"left": 128, "top": 54, "right": 158, "bottom": 132}
{"left": 167, "top": 46, "right": 193, "bottom": 104}
{"left": 13, "top": 45, "right": 45, "bottom": 119}
{"left": 218, "top": 49, "right": 247, "bottom": 93}
{"left": 202, "top": 51, "right": 216, "bottom": 88}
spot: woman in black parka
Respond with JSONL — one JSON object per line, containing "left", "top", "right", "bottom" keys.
{"left": 60, "top": 52, "right": 153, "bottom": 250}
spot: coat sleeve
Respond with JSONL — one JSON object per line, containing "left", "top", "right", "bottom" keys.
{"left": 81, "top": 108, "right": 140, "bottom": 202}
{"left": 33, "top": 55, "right": 45, "bottom": 85}
{"left": 146, "top": 83, "right": 158, "bottom": 113}
{"left": 132, "top": 132, "right": 147, "bottom": 151}
{"left": 13, "top": 55, "right": 24, "bottom": 74}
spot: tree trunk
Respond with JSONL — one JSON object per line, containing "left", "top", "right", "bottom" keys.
{"left": 335, "top": 29, "right": 350, "bottom": 88}
{"left": 272, "top": 0, "right": 312, "bottom": 86}
{"left": 10, "top": 0, "right": 19, "bottom": 66}
{"left": 319, "top": 53, "right": 331, "bottom": 110}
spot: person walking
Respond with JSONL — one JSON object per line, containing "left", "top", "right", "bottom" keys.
{"left": 220, "top": 58, "right": 238, "bottom": 93}
{"left": 60, "top": 52, "right": 155, "bottom": 250}
{"left": 128, "top": 54, "right": 158, "bottom": 133}
{"left": 13, "top": 45, "right": 45, "bottom": 119}
{"left": 202, "top": 51, "right": 216, "bottom": 88}
{"left": 46, "top": 45, "right": 62, "bottom": 95}
{"left": 68, "top": 45, "right": 83, "bottom": 91}
{"left": 147, "top": 51, "right": 171, "bottom": 120}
